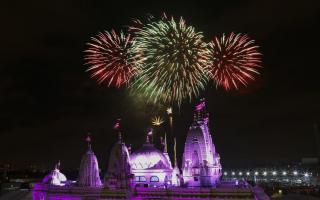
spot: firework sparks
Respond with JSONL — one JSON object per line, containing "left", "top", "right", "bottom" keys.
{"left": 166, "top": 107, "right": 173, "bottom": 135}
{"left": 151, "top": 116, "right": 164, "bottom": 126}
{"left": 207, "top": 32, "right": 261, "bottom": 90}
{"left": 85, "top": 30, "right": 137, "bottom": 87}
{"left": 128, "top": 14, "right": 155, "bottom": 34}
{"left": 130, "top": 17, "right": 209, "bottom": 105}
{"left": 166, "top": 107, "right": 173, "bottom": 115}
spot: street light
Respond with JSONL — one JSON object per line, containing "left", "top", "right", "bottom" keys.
{"left": 246, "top": 172, "right": 250, "bottom": 176}
{"left": 254, "top": 171, "right": 259, "bottom": 175}
{"left": 263, "top": 171, "right": 267, "bottom": 176}
{"left": 272, "top": 171, "right": 277, "bottom": 176}
{"left": 282, "top": 171, "right": 287, "bottom": 176}
{"left": 293, "top": 171, "right": 298, "bottom": 176}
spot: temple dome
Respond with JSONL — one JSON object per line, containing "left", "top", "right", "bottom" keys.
{"left": 43, "top": 164, "right": 67, "bottom": 186}
{"left": 131, "top": 143, "right": 172, "bottom": 170}
{"left": 78, "top": 145, "right": 102, "bottom": 187}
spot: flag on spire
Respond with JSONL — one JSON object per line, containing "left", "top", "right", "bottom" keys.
{"left": 195, "top": 99, "right": 205, "bottom": 111}
{"left": 194, "top": 98, "right": 209, "bottom": 124}
{"left": 113, "top": 118, "right": 121, "bottom": 130}
{"left": 85, "top": 133, "right": 91, "bottom": 143}
{"left": 147, "top": 128, "right": 153, "bottom": 136}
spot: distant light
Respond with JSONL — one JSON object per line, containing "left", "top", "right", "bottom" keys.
{"left": 254, "top": 171, "right": 259, "bottom": 175}
{"left": 246, "top": 172, "right": 250, "bottom": 176}
{"left": 304, "top": 173, "right": 309, "bottom": 177}
{"left": 293, "top": 171, "right": 298, "bottom": 176}
{"left": 263, "top": 171, "right": 267, "bottom": 176}
{"left": 272, "top": 171, "right": 277, "bottom": 176}
{"left": 239, "top": 172, "right": 243, "bottom": 176}
{"left": 279, "top": 189, "right": 282, "bottom": 194}
{"left": 232, "top": 172, "right": 235, "bottom": 176}
{"left": 223, "top": 172, "right": 228, "bottom": 176}
{"left": 282, "top": 171, "right": 287, "bottom": 176}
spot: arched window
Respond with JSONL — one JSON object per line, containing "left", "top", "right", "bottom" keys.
{"left": 134, "top": 176, "right": 147, "bottom": 182}
{"left": 150, "top": 176, "right": 159, "bottom": 182}
{"left": 139, "top": 176, "right": 146, "bottom": 182}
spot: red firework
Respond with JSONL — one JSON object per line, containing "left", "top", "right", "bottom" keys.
{"left": 207, "top": 32, "right": 262, "bottom": 90}
{"left": 128, "top": 15, "right": 154, "bottom": 34}
{"left": 84, "top": 30, "right": 136, "bottom": 87}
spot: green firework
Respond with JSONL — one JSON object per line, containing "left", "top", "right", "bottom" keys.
{"left": 130, "top": 17, "right": 209, "bottom": 105}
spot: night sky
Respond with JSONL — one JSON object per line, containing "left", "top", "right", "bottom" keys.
{"left": 1, "top": 0, "right": 320, "bottom": 170}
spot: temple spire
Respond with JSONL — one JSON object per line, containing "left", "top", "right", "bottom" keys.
{"left": 113, "top": 119, "right": 122, "bottom": 142}
{"left": 78, "top": 133, "right": 102, "bottom": 187}
{"left": 86, "top": 133, "right": 91, "bottom": 150}
{"left": 55, "top": 160, "right": 61, "bottom": 170}
{"left": 118, "top": 131, "right": 122, "bottom": 142}
{"left": 145, "top": 128, "right": 153, "bottom": 144}
{"left": 174, "top": 137, "right": 178, "bottom": 168}
{"left": 164, "top": 133, "right": 168, "bottom": 153}
{"left": 193, "top": 98, "right": 209, "bottom": 124}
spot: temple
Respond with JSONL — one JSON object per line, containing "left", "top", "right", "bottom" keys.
{"left": 78, "top": 135, "right": 102, "bottom": 187}
{"left": 105, "top": 132, "right": 132, "bottom": 189}
{"left": 182, "top": 98, "right": 222, "bottom": 186}
{"left": 32, "top": 100, "right": 269, "bottom": 199}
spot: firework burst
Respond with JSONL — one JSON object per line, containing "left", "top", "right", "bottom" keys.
{"left": 131, "top": 17, "right": 209, "bottom": 105}
{"left": 207, "top": 32, "right": 261, "bottom": 90}
{"left": 151, "top": 116, "right": 164, "bottom": 126}
{"left": 85, "top": 30, "right": 137, "bottom": 87}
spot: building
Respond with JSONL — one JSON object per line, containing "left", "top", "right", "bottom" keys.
{"left": 130, "top": 136, "right": 173, "bottom": 188}
{"left": 182, "top": 99, "right": 222, "bottom": 187}
{"left": 32, "top": 100, "right": 269, "bottom": 199}
{"left": 42, "top": 162, "right": 66, "bottom": 186}
{"left": 105, "top": 133, "right": 132, "bottom": 189}
{"left": 78, "top": 138, "right": 102, "bottom": 187}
